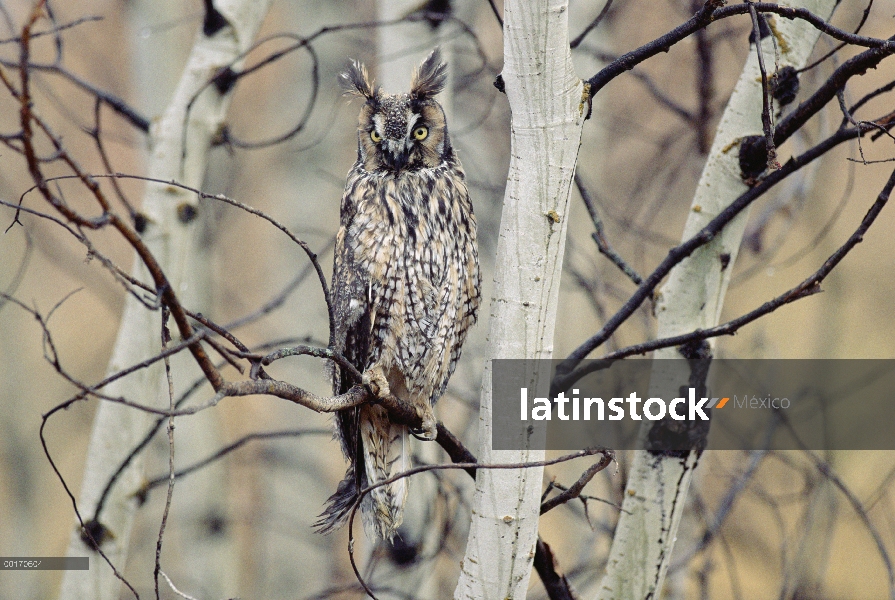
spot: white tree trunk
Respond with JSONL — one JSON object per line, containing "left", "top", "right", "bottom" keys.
{"left": 57, "top": 2, "right": 273, "bottom": 598}
{"left": 129, "top": 1, "right": 240, "bottom": 597}
{"left": 454, "top": 0, "right": 585, "bottom": 597}
{"left": 596, "top": 2, "right": 838, "bottom": 598}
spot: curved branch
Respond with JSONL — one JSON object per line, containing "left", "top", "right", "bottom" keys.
{"left": 585, "top": 2, "right": 895, "bottom": 101}
{"left": 560, "top": 122, "right": 870, "bottom": 371}
{"left": 558, "top": 161, "right": 895, "bottom": 389}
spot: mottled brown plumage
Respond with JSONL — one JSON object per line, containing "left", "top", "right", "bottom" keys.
{"left": 316, "top": 49, "right": 480, "bottom": 541}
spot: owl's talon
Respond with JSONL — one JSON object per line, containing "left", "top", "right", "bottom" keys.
{"left": 362, "top": 366, "right": 391, "bottom": 399}
{"left": 410, "top": 407, "right": 438, "bottom": 441}
{"left": 410, "top": 420, "right": 438, "bottom": 441}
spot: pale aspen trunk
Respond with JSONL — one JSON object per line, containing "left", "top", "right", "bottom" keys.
{"left": 128, "top": 1, "right": 239, "bottom": 597}
{"left": 57, "top": 2, "right": 273, "bottom": 598}
{"left": 596, "top": 2, "right": 838, "bottom": 598}
{"left": 453, "top": 0, "right": 586, "bottom": 597}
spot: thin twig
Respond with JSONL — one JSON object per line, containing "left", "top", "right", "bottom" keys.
{"left": 141, "top": 429, "right": 330, "bottom": 495}
{"left": 0, "top": 59, "right": 151, "bottom": 131}
{"left": 0, "top": 229, "right": 33, "bottom": 313}
{"left": 89, "top": 98, "right": 140, "bottom": 221}
{"left": 798, "top": 0, "right": 875, "bottom": 73}
{"left": 693, "top": 0, "right": 714, "bottom": 154}
{"left": 260, "top": 344, "right": 363, "bottom": 383}
{"left": 575, "top": 174, "right": 643, "bottom": 286}
{"left": 484, "top": 0, "right": 503, "bottom": 28}
{"left": 214, "top": 35, "right": 320, "bottom": 149}
{"left": 0, "top": 14, "right": 102, "bottom": 45}
{"left": 570, "top": 0, "right": 613, "bottom": 49}
{"left": 159, "top": 571, "right": 199, "bottom": 600}
{"left": 13, "top": 303, "right": 138, "bottom": 596}
{"left": 748, "top": 2, "right": 779, "bottom": 170}
{"left": 802, "top": 449, "right": 895, "bottom": 596}
{"left": 540, "top": 450, "right": 615, "bottom": 514}
{"left": 580, "top": 45, "right": 696, "bottom": 123}
{"left": 154, "top": 308, "right": 177, "bottom": 600}
{"left": 223, "top": 238, "right": 335, "bottom": 331}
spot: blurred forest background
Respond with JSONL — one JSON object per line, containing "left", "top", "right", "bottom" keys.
{"left": 0, "top": 0, "right": 894, "bottom": 598}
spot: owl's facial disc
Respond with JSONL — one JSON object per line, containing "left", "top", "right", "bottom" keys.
{"left": 370, "top": 97, "right": 420, "bottom": 173}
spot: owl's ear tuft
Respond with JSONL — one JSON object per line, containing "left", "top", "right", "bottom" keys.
{"left": 341, "top": 60, "right": 379, "bottom": 100}
{"left": 410, "top": 48, "right": 447, "bottom": 99}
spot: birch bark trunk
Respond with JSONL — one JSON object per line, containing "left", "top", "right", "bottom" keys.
{"left": 57, "top": 2, "right": 273, "bottom": 598}
{"left": 454, "top": 0, "right": 586, "bottom": 597}
{"left": 129, "top": 1, "right": 240, "bottom": 596}
{"left": 596, "top": 2, "right": 838, "bottom": 598}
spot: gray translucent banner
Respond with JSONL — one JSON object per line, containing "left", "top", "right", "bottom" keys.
{"left": 0, "top": 557, "right": 89, "bottom": 570}
{"left": 492, "top": 359, "right": 895, "bottom": 451}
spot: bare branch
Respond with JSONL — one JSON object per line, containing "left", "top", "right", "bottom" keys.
{"left": 560, "top": 162, "right": 895, "bottom": 390}
{"left": 154, "top": 308, "right": 177, "bottom": 600}
{"left": 575, "top": 174, "right": 643, "bottom": 286}
{"left": 585, "top": 2, "right": 895, "bottom": 108}
{"left": 561, "top": 123, "right": 867, "bottom": 369}
{"left": 569, "top": 0, "right": 613, "bottom": 49}
{"left": 540, "top": 451, "right": 615, "bottom": 514}
{"left": 747, "top": 2, "right": 780, "bottom": 170}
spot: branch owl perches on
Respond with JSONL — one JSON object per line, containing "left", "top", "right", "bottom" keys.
{"left": 316, "top": 49, "right": 481, "bottom": 541}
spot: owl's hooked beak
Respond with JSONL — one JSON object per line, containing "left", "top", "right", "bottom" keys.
{"left": 382, "top": 138, "right": 410, "bottom": 172}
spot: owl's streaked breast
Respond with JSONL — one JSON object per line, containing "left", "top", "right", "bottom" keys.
{"left": 342, "top": 158, "right": 480, "bottom": 402}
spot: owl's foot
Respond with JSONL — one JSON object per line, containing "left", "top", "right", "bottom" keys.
{"left": 362, "top": 365, "right": 391, "bottom": 399}
{"left": 363, "top": 365, "right": 437, "bottom": 440}
{"left": 410, "top": 405, "right": 438, "bottom": 441}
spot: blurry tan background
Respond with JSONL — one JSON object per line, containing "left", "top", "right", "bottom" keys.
{"left": 0, "top": 0, "right": 893, "bottom": 598}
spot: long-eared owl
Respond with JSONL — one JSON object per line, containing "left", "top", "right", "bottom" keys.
{"left": 316, "top": 49, "right": 480, "bottom": 541}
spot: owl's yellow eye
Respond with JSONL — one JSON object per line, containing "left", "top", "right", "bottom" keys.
{"left": 413, "top": 126, "right": 428, "bottom": 141}
{"left": 370, "top": 130, "right": 382, "bottom": 142}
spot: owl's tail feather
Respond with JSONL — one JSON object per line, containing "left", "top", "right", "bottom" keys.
{"left": 360, "top": 405, "right": 409, "bottom": 541}
{"left": 316, "top": 405, "right": 410, "bottom": 541}
{"left": 315, "top": 465, "right": 359, "bottom": 535}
